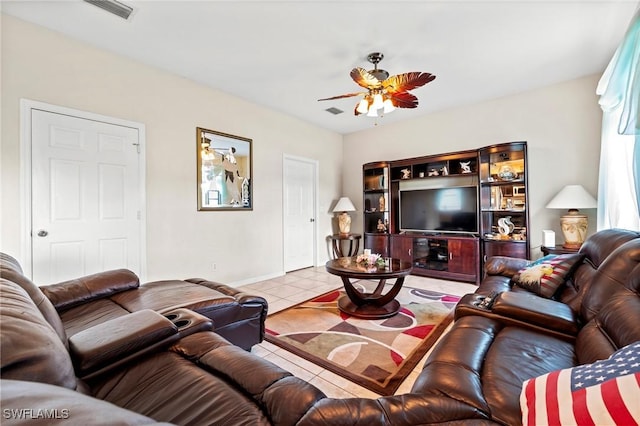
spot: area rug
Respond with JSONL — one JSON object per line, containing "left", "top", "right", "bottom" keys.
{"left": 264, "top": 285, "right": 461, "bottom": 395}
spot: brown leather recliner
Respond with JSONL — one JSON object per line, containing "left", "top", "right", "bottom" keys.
{"left": 0, "top": 253, "right": 266, "bottom": 350}
{"left": 0, "top": 277, "right": 327, "bottom": 425}
{"left": 412, "top": 228, "right": 640, "bottom": 425}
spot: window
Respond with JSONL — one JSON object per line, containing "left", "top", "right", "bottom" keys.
{"left": 596, "top": 9, "right": 640, "bottom": 231}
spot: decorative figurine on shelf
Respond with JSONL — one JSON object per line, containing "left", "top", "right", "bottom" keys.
{"left": 377, "top": 219, "right": 387, "bottom": 233}
{"left": 401, "top": 168, "right": 411, "bottom": 179}
{"left": 441, "top": 166, "right": 449, "bottom": 176}
{"left": 498, "top": 216, "right": 515, "bottom": 237}
{"left": 460, "top": 161, "right": 472, "bottom": 173}
{"left": 428, "top": 169, "right": 439, "bottom": 176}
{"left": 498, "top": 165, "right": 517, "bottom": 180}
{"left": 379, "top": 195, "right": 385, "bottom": 212}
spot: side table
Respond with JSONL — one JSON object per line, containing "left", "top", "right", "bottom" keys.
{"left": 330, "top": 233, "right": 361, "bottom": 258}
{"left": 541, "top": 245, "right": 580, "bottom": 256}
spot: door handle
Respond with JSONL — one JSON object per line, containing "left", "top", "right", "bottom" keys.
{"left": 37, "top": 230, "right": 48, "bottom": 237}
{"left": 310, "top": 218, "right": 315, "bottom": 222}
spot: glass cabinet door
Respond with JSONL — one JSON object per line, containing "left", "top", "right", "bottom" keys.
{"left": 479, "top": 142, "right": 529, "bottom": 260}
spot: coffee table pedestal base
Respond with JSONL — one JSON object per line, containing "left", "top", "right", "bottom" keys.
{"left": 337, "top": 296, "right": 401, "bottom": 319}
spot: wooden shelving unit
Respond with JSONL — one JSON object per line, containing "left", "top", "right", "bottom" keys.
{"left": 361, "top": 142, "right": 530, "bottom": 284}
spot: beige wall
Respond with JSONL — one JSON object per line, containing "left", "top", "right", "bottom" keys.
{"left": 1, "top": 15, "right": 343, "bottom": 284}
{"left": 344, "top": 75, "right": 602, "bottom": 256}
{"left": 2, "top": 14, "right": 603, "bottom": 284}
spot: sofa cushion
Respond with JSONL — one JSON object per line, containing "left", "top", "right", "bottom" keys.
{"left": 512, "top": 253, "right": 584, "bottom": 298}
{"left": 520, "top": 341, "right": 640, "bottom": 426}
{"left": 0, "top": 254, "right": 68, "bottom": 345}
{"left": 0, "top": 379, "right": 169, "bottom": 425}
{"left": 0, "top": 280, "right": 77, "bottom": 390}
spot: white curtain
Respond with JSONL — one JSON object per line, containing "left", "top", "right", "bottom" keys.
{"left": 596, "top": 8, "right": 640, "bottom": 231}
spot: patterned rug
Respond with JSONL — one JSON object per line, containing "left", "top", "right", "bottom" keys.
{"left": 264, "top": 285, "right": 460, "bottom": 395}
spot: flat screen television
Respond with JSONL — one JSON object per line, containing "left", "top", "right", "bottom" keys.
{"left": 399, "top": 186, "right": 478, "bottom": 234}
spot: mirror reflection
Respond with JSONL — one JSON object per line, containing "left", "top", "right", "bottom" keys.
{"left": 197, "top": 127, "right": 252, "bottom": 210}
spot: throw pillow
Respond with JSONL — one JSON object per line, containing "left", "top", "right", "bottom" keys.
{"left": 512, "top": 253, "right": 583, "bottom": 298}
{"left": 520, "top": 341, "right": 640, "bottom": 425}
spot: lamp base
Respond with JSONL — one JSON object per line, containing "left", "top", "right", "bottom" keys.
{"left": 560, "top": 209, "right": 588, "bottom": 249}
{"left": 337, "top": 212, "right": 352, "bottom": 235}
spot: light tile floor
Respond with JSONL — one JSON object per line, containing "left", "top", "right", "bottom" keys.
{"left": 239, "top": 266, "right": 477, "bottom": 399}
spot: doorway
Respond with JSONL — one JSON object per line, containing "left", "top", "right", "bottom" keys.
{"left": 283, "top": 155, "right": 318, "bottom": 272}
{"left": 21, "top": 100, "right": 146, "bottom": 284}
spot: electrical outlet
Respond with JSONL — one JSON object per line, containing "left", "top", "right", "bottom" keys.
{"left": 212, "top": 262, "right": 217, "bottom": 271}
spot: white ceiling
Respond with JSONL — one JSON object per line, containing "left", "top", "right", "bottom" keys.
{"left": 2, "top": 1, "right": 637, "bottom": 135}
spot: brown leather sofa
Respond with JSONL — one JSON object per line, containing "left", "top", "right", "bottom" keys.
{"left": 300, "top": 228, "right": 640, "bottom": 425}
{"left": 407, "top": 228, "right": 640, "bottom": 425}
{"left": 0, "top": 253, "right": 267, "bottom": 350}
{"left": 0, "top": 275, "right": 328, "bottom": 425}
{"left": 2, "top": 229, "right": 639, "bottom": 425}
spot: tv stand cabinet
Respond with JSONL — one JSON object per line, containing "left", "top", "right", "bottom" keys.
{"left": 390, "top": 234, "right": 479, "bottom": 284}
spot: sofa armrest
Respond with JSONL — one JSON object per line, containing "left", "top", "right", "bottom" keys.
{"left": 69, "top": 309, "right": 213, "bottom": 379}
{"left": 492, "top": 291, "right": 579, "bottom": 335}
{"left": 185, "top": 278, "right": 268, "bottom": 307}
{"left": 69, "top": 310, "right": 177, "bottom": 378}
{"left": 41, "top": 269, "right": 140, "bottom": 312}
{"left": 456, "top": 291, "right": 579, "bottom": 337}
{"left": 484, "top": 256, "right": 529, "bottom": 277}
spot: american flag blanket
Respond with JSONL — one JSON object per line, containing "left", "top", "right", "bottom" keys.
{"left": 520, "top": 340, "right": 640, "bottom": 426}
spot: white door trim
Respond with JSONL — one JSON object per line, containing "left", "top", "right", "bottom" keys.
{"left": 282, "top": 154, "right": 319, "bottom": 269}
{"left": 20, "top": 99, "right": 147, "bottom": 280}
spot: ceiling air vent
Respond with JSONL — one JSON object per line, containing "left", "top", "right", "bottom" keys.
{"left": 84, "top": 0, "right": 134, "bottom": 20}
{"left": 325, "top": 107, "right": 344, "bottom": 115}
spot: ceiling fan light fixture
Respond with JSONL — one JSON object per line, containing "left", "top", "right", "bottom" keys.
{"left": 383, "top": 98, "right": 395, "bottom": 113}
{"left": 356, "top": 98, "right": 369, "bottom": 114}
{"left": 371, "top": 93, "right": 384, "bottom": 110}
{"left": 318, "top": 51, "right": 436, "bottom": 120}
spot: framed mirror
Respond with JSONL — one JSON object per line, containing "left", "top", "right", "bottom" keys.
{"left": 197, "top": 127, "right": 253, "bottom": 211}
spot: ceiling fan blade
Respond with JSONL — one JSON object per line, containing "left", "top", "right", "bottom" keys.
{"left": 351, "top": 67, "right": 382, "bottom": 89}
{"left": 389, "top": 92, "right": 419, "bottom": 109}
{"left": 383, "top": 72, "right": 436, "bottom": 93}
{"left": 318, "top": 92, "right": 365, "bottom": 101}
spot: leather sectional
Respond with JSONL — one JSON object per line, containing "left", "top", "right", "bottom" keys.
{"left": 2, "top": 228, "right": 639, "bottom": 425}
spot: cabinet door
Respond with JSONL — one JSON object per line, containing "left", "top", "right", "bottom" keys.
{"left": 448, "top": 239, "right": 478, "bottom": 275}
{"left": 390, "top": 235, "right": 413, "bottom": 263}
{"left": 483, "top": 240, "right": 527, "bottom": 262}
{"left": 365, "top": 234, "right": 389, "bottom": 257}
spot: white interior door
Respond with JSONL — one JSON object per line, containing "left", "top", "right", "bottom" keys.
{"left": 283, "top": 156, "right": 316, "bottom": 272}
{"left": 30, "top": 109, "right": 143, "bottom": 284}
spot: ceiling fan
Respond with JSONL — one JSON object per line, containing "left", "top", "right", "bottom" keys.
{"left": 318, "top": 52, "right": 436, "bottom": 117}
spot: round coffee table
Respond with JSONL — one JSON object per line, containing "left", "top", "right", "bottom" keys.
{"left": 325, "top": 257, "right": 413, "bottom": 319}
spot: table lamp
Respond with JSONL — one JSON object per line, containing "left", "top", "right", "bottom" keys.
{"left": 545, "top": 184, "right": 597, "bottom": 249}
{"left": 333, "top": 197, "right": 356, "bottom": 235}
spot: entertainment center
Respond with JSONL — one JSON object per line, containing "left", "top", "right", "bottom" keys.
{"left": 363, "top": 141, "right": 529, "bottom": 284}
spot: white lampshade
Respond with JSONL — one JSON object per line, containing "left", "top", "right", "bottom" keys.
{"left": 371, "top": 93, "right": 384, "bottom": 110}
{"left": 546, "top": 185, "right": 597, "bottom": 210}
{"left": 383, "top": 98, "right": 395, "bottom": 113}
{"left": 356, "top": 98, "right": 369, "bottom": 114}
{"left": 333, "top": 197, "right": 356, "bottom": 212}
